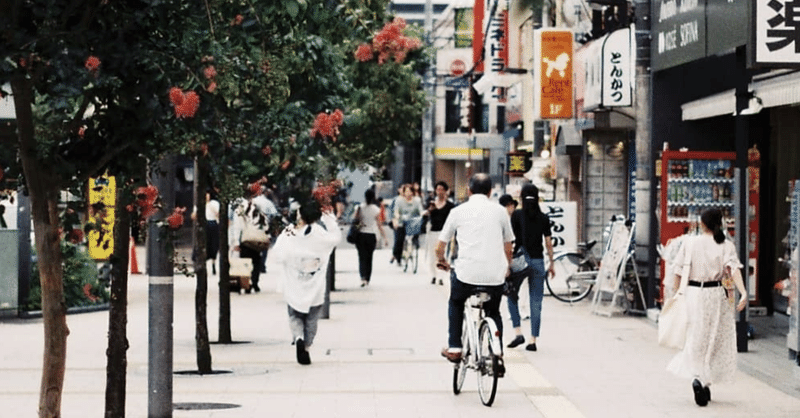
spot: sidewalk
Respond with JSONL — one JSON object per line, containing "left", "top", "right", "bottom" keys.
{"left": 1, "top": 238, "right": 798, "bottom": 417}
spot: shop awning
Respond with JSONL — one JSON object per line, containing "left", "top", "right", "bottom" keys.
{"left": 555, "top": 124, "right": 582, "bottom": 155}
{"left": 750, "top": 70, "right": 800, "bottom": 110}
{"left": 681, "top": 89, "right": 735, "bottom": 121}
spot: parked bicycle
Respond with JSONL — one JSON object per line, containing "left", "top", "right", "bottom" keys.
{"left": 451, "top": 286, "right": 504, "bottom": 406}
{"left": 545, "top": 215, "right": 630, "bottom": 304}
{"left": 547, "top": 240, "right": 600, "bottom": 303}
{"left": 401, "top": 216, "right": 423, "bottom": 273}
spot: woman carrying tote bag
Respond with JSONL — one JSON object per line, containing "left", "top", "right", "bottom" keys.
{"left": 666, "top": 208, "right": 747, "bottom": 407}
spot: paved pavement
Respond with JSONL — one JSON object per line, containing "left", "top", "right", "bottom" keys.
{"left": 1, "top": 235, "right": 799, "bottom": 417}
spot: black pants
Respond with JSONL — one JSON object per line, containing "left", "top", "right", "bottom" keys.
{"left": 447, "top": 271, "right": 504, "bottom": 350}
{"left": 355, "top": 232, "right": 377, "bottom": 282}
{"left": 239, "top": 246, "right": 261, "bottom": 289}
{"left": 392, "top": 225, "right": 406, "bottom": 262}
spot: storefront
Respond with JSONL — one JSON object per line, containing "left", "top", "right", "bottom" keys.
{"left": 651, "top": 0, "right": 800, "bottom": 361}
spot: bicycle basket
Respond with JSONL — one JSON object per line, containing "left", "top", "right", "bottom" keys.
{"left": 404, "top": 217, "right": 423, "bottom": 236}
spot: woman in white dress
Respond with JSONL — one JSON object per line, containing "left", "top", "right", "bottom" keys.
{"left": 667, "top": 208, "right": 747, "bottom": 406}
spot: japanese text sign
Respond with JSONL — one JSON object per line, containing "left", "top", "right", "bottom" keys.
{"left": 541, "top": 201, "right": 577, "bottom": 251}
{"left": 506, "top": 152, "right": 532, "bottom": 176}
{"left": 753, "top": 0, "right": 800, "bottom": 66}
{"left": 88, "top": 175, "right": 116, "bottom": 260}
{"left": 584, "top": 27, "right": 634, "bottom": 110}
{"left": 534, "top": 29, "right": 574, "bottom": 119}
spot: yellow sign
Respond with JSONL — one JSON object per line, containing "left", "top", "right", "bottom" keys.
{"left": 87, "top": 175, "right": 116, "bottom": 260}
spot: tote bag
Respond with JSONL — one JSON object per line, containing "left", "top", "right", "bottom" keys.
{"left": 658, "top": 295, "right": 688, "bottom": 349}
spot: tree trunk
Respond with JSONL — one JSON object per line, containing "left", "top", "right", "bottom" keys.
{"left": 12, "top": 77, "right": 69, "bottom": 418}
{"left": 105, "top": 193, "right": 130, "bottom": 417}
{"left": 217, "top": 197, "right": 232, "bottom": 343}
{"left": 192, "top": 157, "right": 212, "bottom": 372}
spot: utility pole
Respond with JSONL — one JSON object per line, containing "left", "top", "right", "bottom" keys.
{"left": 421, "top": 0, "right": 435, "bottom": 191}
{"left": 632, "top": 0, "right": 655, "bottom": 310}
{"left": 147, "top": 155, "right": 175, "bottom": 418}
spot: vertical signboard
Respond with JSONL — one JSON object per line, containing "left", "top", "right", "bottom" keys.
{"left": 540, "top": 201, "right": 578, "bottom": 252}
{"left": 584, "top": 27, "right": 634, "bottom": 110}
{"left": 534, "top": 29, "right": 574, "bottom": 119}
{"left": 88, "top": 174, "right": 116, "bottom": 260}
{"left": 707, "top": 0, "right": 748, "bottom": 56}
{"left": 752, "top": 0, "right": 800, "bottom": 66}
{"left": 473, "top": 0, "right": 485, "bottom": 72}
{"left": 651, "top": 0, "right": 706, "bottom": 71}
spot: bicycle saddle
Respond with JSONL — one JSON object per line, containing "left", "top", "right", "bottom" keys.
{"left": 578, "top": 240, "right": 597, "bottom": 252}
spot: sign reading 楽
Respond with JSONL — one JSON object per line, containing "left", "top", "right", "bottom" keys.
{"left": 752, "top": 0, "right": 800, "bottom": 66}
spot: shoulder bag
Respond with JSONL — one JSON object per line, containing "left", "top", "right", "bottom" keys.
{"left": 241, "top": 201, "right": 270, "bottom": 251}
{"left": 347, "top": 205, "right": 362, "bottom": 244}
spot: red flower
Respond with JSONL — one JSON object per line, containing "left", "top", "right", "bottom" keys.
{"left": 310, "top": 109, "right": 344, "bottom": 141}
{"left": 203, "top": 66, "right": 217, "bottom": 79}
{"left": 206, "top": 81, "right": 217, "bottom": 93}
{"left": 261, "top": 145, "right": 272, "bottom": 156}
{"left": 247, "top": 181, "right": 262, "bottom": 196}
{"left": 364, "top": 18, "right": 420, "bottom": 65}
{"left": 78, "top": 126, "right": 86, "bottom": 138}
{"left": 85, "top": 55, "right": 101, "bottom": 72}
{"left": 280, "top": 160, "right": 291, "bottom": 170}
{"left": 355, "top": 43, "right": 374, "bottom": 62}
{"left": 170, "top": 89, "right": 200, "bottom": 119}
{"left": 83, "top": 283, "right": 99, "bottom": 303}
{"left": 232, "top": 14, "right": 244, "bottom": 25}
{"left": 166, "top": 207, "right": 186, "bottom": 229}
{"left": 199, "top": 143, "right": 209, "bottom": 156}
{"left": 169, "top": 87, "right": 184, "bottom": 106}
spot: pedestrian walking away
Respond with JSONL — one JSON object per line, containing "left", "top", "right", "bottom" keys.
{"left": 505, "top": 184, "right": 555, "bottom": 352}
{"left": 436, "top": 173, "right": 514, "bottom": 367}
{"left": 192, "top": 190, "right": 221, "bottom": 274}
{"left": 271, "top": 198, "right": 341, "bottom": 365}
{"left": 353, "top": 188, "right": 388, "bottom": 287}
{"left": 232, "top": 182, "right": 277, "bottom": 293}
{"left": 423, "top": 181, "right": 455, "bottom": 285}
{"left": 667, "top": 208, "right": 748, "bottom": 406}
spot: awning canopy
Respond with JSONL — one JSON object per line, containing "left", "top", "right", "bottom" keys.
{"left": 681, "top": 70, "right": 800, "bottom": 120}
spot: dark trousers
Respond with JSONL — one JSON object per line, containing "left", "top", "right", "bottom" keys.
{"left": 355, "top": 232, "right": 377, "bottom": 282}
{"left": 239, "top": 246, "right": 261, "bottom": 288}
{"left": 392, "top": 224, "right": 406, "bottom": 262}
{"left": 447, "top": 270, "right": 504, "bottom": 350}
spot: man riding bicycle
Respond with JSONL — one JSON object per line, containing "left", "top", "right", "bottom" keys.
{"left": 436, "top": 173, "right": 514, "bottom": 370}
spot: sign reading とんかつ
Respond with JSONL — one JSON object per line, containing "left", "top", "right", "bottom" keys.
{"left": 534, "top": 29, "right": 573, "bottom": 119}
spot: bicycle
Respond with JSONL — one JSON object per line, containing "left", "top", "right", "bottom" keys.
{"left": 546, "top": 240, "right": 600, "bottom": 303}
{"left": 451, "top": 286, "right": 504, "bottom": 406}
{"left": 401, "top": 216, "right": 423, "bottom": 274}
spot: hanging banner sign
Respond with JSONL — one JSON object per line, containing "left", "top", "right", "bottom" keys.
{"left": 87, "top": 174, "right": 116, "bottom": 260}
{"left": 534, "top": 29, "right": 574, "bottom": 119}
{"left": 584, "top": 27, "right": 634, "bottom": 111}
{"left": 752, "top": 0, "right": 800, "bottom": 66}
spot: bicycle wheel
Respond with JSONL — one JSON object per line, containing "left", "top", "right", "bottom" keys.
{"left": 402, "top": 239, "right": 410, "bottom": 272}
{"left": 547, "top": 253, "right": 593, "bottom": 303}
{"left": 452, "top": 320, "right": 469, "bottom": 394}
{"left": 412, "top": 239, "right": 419, "bottom": 274}
{"left": 476, "top": 321, "right": 498, "bottom": 406}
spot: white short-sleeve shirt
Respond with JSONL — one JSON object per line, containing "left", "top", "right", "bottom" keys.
{"left": 437, "top": 194, "right": 515, "bottom": 285}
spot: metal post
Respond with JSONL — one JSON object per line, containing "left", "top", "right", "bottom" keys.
{"left": 147, "top": 155, "right": 175, "bottom": 417}
{"left": 16, "top": 190, "right": 31, "bottom": 313}
{"left": 632, "top": 0, "right": 655, "bottom": 309}
{"left": 421, "top": 0, "right": 435, "bottom": 191}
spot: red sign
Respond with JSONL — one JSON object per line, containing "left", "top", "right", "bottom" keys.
{"left": 450, "top": 59, "right": 466, "bottom": 76}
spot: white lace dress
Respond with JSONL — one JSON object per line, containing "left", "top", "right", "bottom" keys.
{"left": 666, "top": 233, "right": 742, "bottom": 384}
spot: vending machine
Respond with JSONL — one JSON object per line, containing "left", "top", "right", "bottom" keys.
{"left": 659, "top": 149, "right": 760, "bottom": 303}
